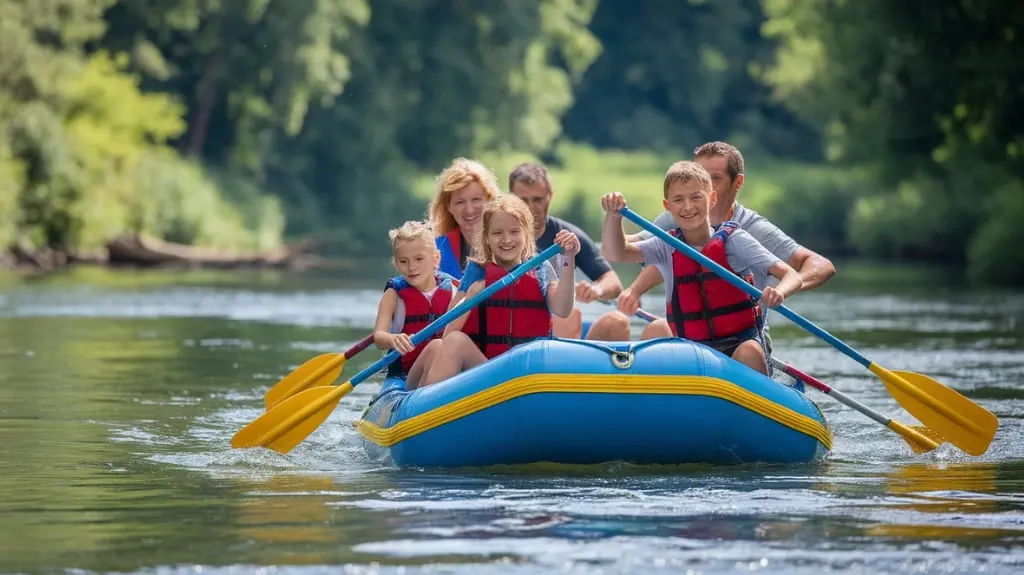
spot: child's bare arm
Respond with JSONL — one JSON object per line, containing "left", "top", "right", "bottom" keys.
{"left": 373, "top": 288, "right": 400, "bottom": 350}
{"left": 762, "top": 261, "right": 802, "bottom": 308}
{"left": 768, "top": 261, "right": 802, "bottom": 298}
{"left": 548, "top": 266, "right": 575, "bottom": 318}
{"left": 600, "top": 192, "right": 645, "bottom": 263}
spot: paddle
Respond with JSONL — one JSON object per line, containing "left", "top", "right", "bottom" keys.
{"left": 595, "top": 299, "right": 942, "bottom": 453}
{"left": 619, "top": 207, "right": 998, "bottom": 456}
{"left": 263, "top": 335, "right": 375, "bottom": 410}
{"left": 231, "top": 244, "right": 565, "bottom": 453}
{"left": 768, "top": 358, "right": 942, "bottom": 454}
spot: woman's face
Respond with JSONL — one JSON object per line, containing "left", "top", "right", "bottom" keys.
{"left": 448, "top": 182, "right": 488, "bottom": 234}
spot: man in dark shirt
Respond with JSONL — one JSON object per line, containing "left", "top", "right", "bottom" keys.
{"left": 509, "top": 163, "right": 631, "bottom": 340}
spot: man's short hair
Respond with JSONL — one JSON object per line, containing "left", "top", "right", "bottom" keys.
{"left": 694, "top": 141, "right": 744, "bottom": 181}
{"left": 508, "top": 162, "right": 552, "bottom": 194}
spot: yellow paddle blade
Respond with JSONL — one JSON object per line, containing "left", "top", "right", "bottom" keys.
{"left": 264, "top": 353, "right": 345, "bottom": 410}
{"left": 888, "top": 422, "right": 943, "bottom": 454}
{"left": 876, "top": 367, "right": 998, "bottom": 456}
{"left": 233, "top": 382, "right": 353, "bottom": 454}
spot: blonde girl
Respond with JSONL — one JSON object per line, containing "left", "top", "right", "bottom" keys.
{"left": 417, "top": 195, "right": 580, "bottom": 388}
{"left": 373, "top": 220, "right": 459, "bottom": 389}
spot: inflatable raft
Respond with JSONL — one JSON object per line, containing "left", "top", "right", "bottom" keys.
{"left": 357, "top": 338, "right": 832, "bottom": 468}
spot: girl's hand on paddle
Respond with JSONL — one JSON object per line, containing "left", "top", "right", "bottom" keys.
{"left": 554, "top": 230, "right": 581, "bottom": 258}
{"left": 391, "top": 333, "right": 416, "bottom": 355}
{"left": 617, "top": 287, "right": 641, "bottom": 315}
{"left": 601, "top": 192, "right": 627, "bottom": 215}
{"left": 760, "top": 286, "right": 784, "bottom": 308}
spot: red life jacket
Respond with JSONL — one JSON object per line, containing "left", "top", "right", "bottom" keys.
{"left": 666, "top": 222, "right": 761, "bottom": 341}
{"left": 460, "top": 262, "right": 551, "bottom": 359}
{"left": 385, "top": 273, "right": 455, "bottom": 376}
{"left": 446, "top": 228, "right": 463, "bottom": 263}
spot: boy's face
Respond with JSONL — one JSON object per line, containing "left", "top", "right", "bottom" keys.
{"left": 663, "top": 180, "right": 718, "bottom": 232}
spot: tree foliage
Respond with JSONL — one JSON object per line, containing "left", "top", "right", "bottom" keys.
{"left": 2, "top": 0, "right": 1022, "bottom": 283}
{"left": 563, "top": 0, "right": 820, "bottom": 159}
{"left": 762, "top": 0, "right": 1024, "bottom": 281}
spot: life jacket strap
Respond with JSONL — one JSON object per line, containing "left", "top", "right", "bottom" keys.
{"left": 481, "top": 299, "right": 548, "bottom": 310}
{"left": 469, "top": 334, "right": 545, "bottom": 346}
{"left": 667, "top": 298, "right": 759, "bottom": 323}
{"left": 404, "top": 313, "right": 442, "bottom": 324}
{"left": 673, "top": 271, "right": 722, "bottom": 285}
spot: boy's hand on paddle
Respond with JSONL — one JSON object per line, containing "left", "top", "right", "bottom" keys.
{"left": 554, "top": 230, "right": 581, "bottom": 259}
{"left": 574, "top": 281, "right": 602, "bottom": 303}
{"left": 760, "top": 286, "right": 785, "bottom": 308}
{"left": 601, "top": 192, "right": 627, "bottom": 214}
{"left": 391, "top": 333, "right": 416, "bottom": 355}
{"left": 617, "top": 287, "right": 641, "bottom": 315}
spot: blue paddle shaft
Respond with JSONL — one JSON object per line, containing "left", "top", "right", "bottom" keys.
{"left": 618, "top": 207, "right": 870, "bottom": 369}
{"left": 348, "top": 244, "right": 564, "bottom": 388}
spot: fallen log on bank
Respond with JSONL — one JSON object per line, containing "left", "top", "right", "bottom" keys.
{"left": 104, "top": 233, "right": 336, "bottom": 269}
{"left": 3, "top": 234, "right": 351, "bottom": 272}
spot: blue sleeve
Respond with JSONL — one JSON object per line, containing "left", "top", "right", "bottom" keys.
{"left": 436, "top": 236, "right": 464, "bottom": 279}
{"left": 457, "top": 262, "right": 485, "bottom": 292}
{"left": 385, "top": 275, "right": 407, "bottom": 292}
{"left": 535, "top": 261, "right": 557, "bottom": 300}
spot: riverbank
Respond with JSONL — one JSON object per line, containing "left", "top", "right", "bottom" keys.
{"left": 0, "top": 233, "right": 351, "bottom": 274}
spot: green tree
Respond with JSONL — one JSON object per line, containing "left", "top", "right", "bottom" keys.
{"left": 563, "top": 0, "right": 819, "bottom": 159}
{"left": 0, "top": 0, "right": 282, "bottom": 254}
{"left": 762, "top": 0, "right": 1024, "bottom": 282}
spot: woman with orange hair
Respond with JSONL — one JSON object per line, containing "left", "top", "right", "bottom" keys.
{"left": 428, "top": 158, "right": 502, "bottom": 278}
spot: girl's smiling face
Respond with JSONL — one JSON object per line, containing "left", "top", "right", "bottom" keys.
{"left": 486, "top": 210, "right": 527, "bottom": 267}
{"left": 448, "top": 182, "right": 488, "bottom": 235}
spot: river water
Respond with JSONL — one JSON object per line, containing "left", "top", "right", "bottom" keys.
{"left": 0, "top": 263, "right": 1022, "bottom": 574}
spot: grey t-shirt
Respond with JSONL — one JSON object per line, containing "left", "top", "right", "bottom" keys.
{"left": 641, "top": 203, "right": 799, "bottom": 290}
{"left": 635, "top": 229, "right": 782, "bottom": 305}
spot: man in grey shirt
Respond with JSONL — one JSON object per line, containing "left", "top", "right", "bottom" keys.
{"left": 612, "top": 141, "right": 836, "bottom": 349}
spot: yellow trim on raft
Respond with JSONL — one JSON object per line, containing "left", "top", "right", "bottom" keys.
{"left": 356, "top": 374, "right": 833, "bottom": 450}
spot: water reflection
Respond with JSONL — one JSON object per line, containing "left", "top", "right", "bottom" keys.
{"left": 0, "top": 265, "right": 1023, "bottom": 573}
{"left": 862, "top": 462, "right": 1024, "bottom": 544}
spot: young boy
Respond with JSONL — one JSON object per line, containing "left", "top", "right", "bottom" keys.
{"left": 599, "top": 161, "right": 802, "bottom": 375}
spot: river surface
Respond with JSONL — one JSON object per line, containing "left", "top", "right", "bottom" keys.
{"left": 1, "top": 263, "right": 1022, "bottom": 574}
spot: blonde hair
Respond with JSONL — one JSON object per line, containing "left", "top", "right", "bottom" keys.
{"left": 427, "top": 158, "right": 501, "bottom": 236}
{"left": 663, "top": 160, "right": 713, "bottom": 197}
{"left": 472, "top": 195, "right": 537, "bottom": 265}
{"left": 388, "top": 220, "right": 438, "bottom": 255}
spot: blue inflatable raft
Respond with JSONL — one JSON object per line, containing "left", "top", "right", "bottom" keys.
{"left": 357, "top": 338, "right": 832, "bottom": 468}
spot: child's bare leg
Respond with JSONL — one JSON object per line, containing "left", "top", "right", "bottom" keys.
{"left": 586, "top": 311, "right": 632, "bottom": 341}
{"left": 404, "top": 339, "right": 442, "bottom": 390}
{"left": 420, "top": 332, "right": 488, "bottom": 387}
{"left": 732, "top": 340, "right": 768, "bottom": 375}
{"left": 552, "top": 307, "right": 583, "bottom": 338}
{"left": 640, "top": 318, "right": 673, "bottom": 340}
